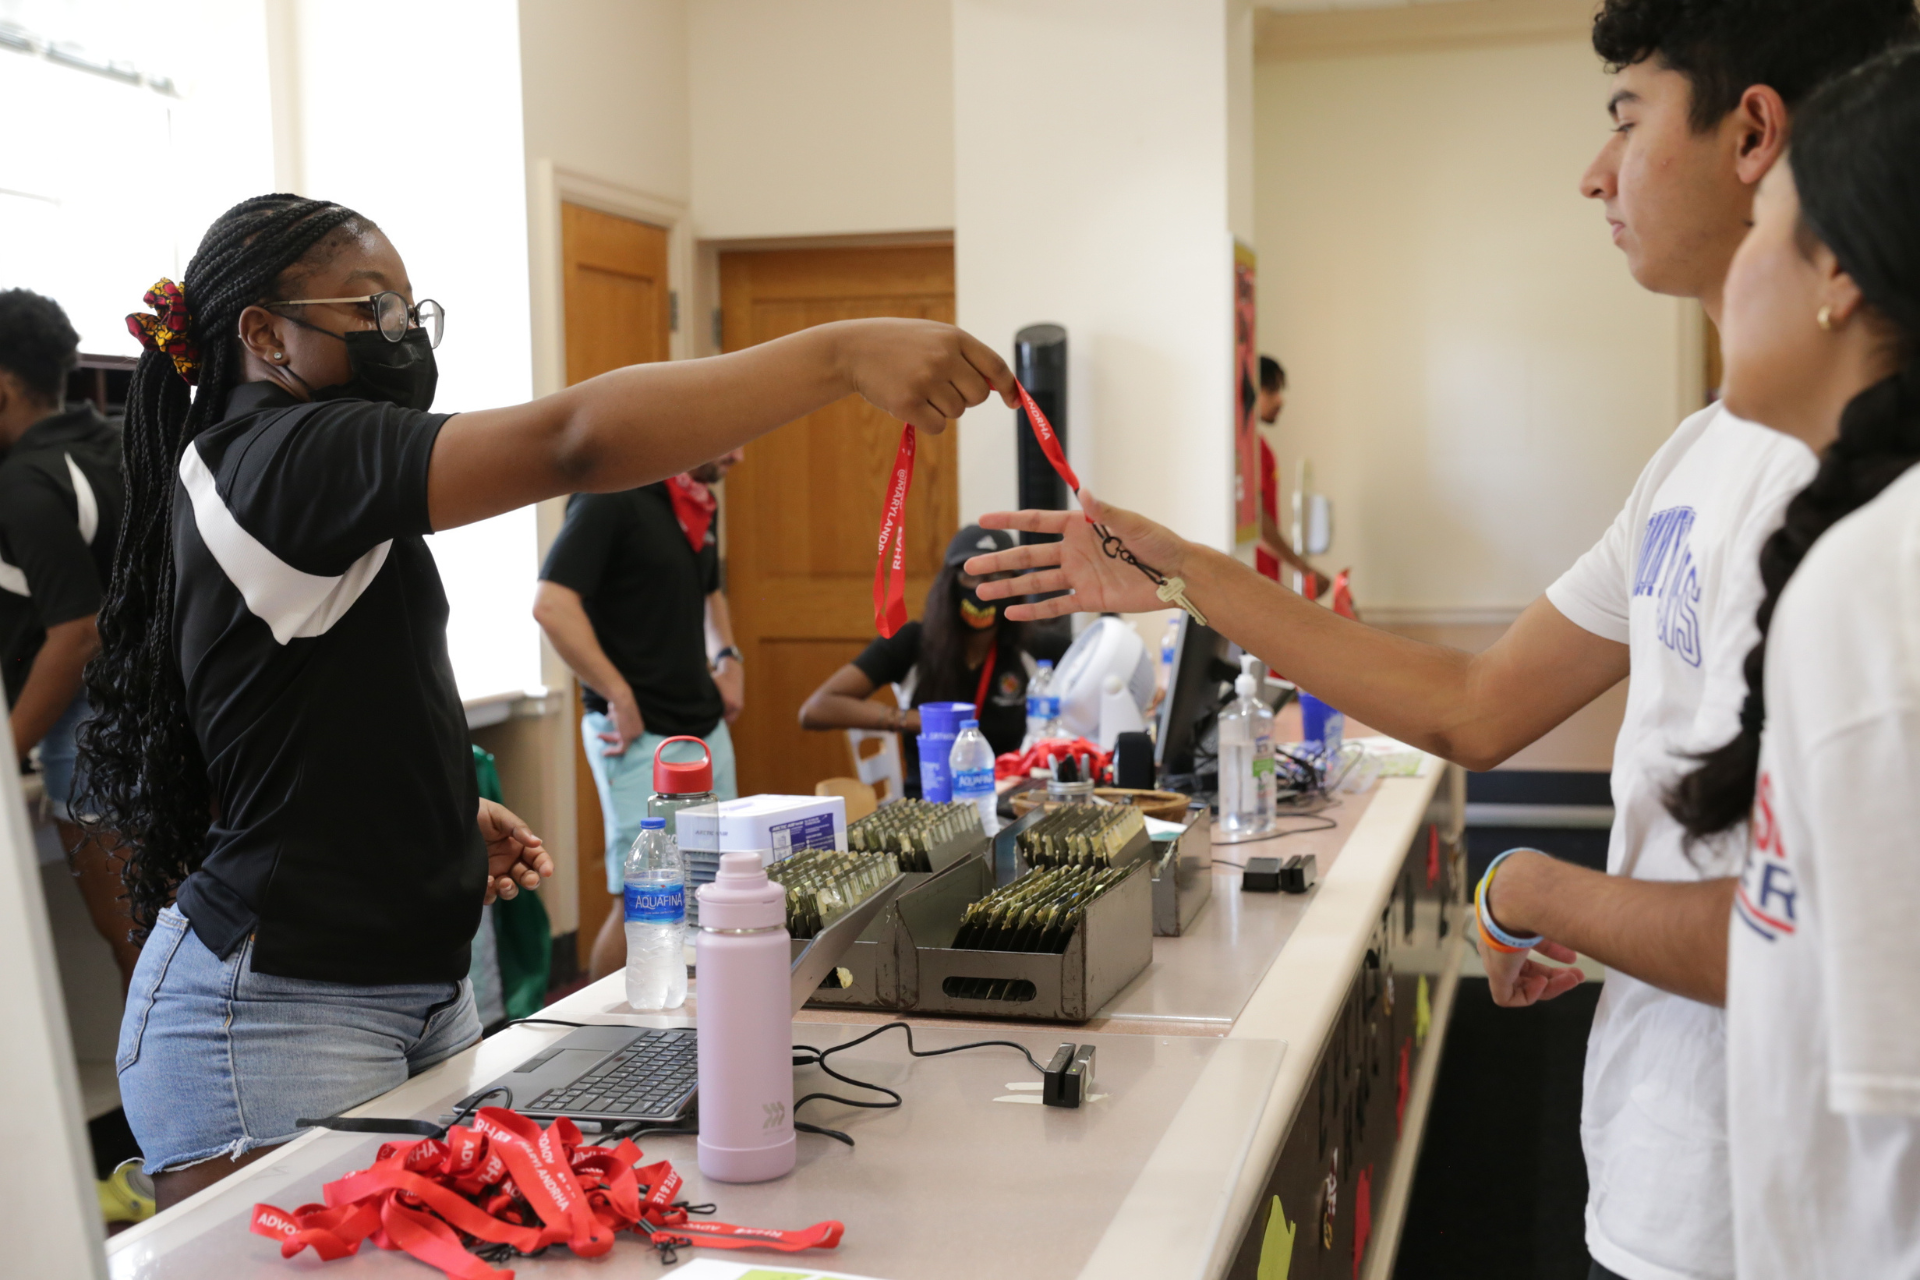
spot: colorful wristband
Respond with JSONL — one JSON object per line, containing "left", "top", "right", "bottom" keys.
{"left": 1475, "top": 913, "right": 1529, "bottom": 956}
{"left": 1475, "top": 848, "right": 1545, "bottom": 952}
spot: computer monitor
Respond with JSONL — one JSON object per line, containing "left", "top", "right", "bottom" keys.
{"left": 1153, "top": 613, "right": 1237, "bottom": 793}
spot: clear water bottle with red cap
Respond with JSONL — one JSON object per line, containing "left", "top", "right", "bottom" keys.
{"left": 648, "top": 735, "right": 717, "bottom": 836}
{"left": 651, "top": 736, "right": 718, "bottom": 925}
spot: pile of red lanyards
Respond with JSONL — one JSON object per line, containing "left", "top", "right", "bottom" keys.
{"left": 249, "top": 1106, "right": 843, "bottom": 1279}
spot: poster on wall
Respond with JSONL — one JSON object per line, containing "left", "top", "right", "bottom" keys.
{"left": 1234, "top": 241, "right": 1259, "bottom": 543}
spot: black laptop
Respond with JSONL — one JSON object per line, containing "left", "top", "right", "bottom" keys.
{"left": 448, "top": 871, "right": 908, "bottom": 1126}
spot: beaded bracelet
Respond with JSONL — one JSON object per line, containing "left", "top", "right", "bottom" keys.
{"left": 1475, "top": 848, "right": 1545, "bottom": 953}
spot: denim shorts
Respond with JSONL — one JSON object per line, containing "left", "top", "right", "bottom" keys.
{"left": 117, "top": 906, "right": 482, "bottom": 1174}
{"left": 37, "top": 690, "right": 91, "bottom": 821}
{"left": 581, "top": 716, "right": 737, "bottom": 894}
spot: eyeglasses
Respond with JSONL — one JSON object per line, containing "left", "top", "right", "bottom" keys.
{"left": 271, "top": 291, "right": 445, "bottom": 349}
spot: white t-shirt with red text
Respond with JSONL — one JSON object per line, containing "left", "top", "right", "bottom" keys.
{"left": 1547, "top": 403, "right": 1816, "bottom": 1280}
{"left": 1728, "top": 462, "right": 1920, "bottom": 1280}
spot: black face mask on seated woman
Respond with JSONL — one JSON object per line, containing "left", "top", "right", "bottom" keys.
{"left": 958, "top": 580, "right": 1000, "bottom": 630}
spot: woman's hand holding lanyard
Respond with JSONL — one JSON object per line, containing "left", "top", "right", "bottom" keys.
{"left": 479, "top": 798, "right": 552, "bottom": 903}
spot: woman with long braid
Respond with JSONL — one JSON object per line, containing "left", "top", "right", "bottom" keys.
{"left": 1461, "top": 49, "right": 1920, "bottom": 1274}
{"left": 86, "top": 194, "right": 1013, "bottom": 1208}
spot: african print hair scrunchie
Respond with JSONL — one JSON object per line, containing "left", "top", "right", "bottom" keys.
{"left": 126, "top": 278, "right": 201, "bottom": 385}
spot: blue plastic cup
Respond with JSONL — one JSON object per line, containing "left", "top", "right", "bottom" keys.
{"left": 915, "top": 701, "right": 976, "bottom": 802}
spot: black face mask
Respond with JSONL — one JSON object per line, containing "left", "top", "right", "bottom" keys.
{"left": 308, "top": 328, "right": 439, "bottom": 412}
{"left": 958, "top": 583, "right": 999, "bottom": 630}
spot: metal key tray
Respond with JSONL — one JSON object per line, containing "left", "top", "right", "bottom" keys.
{"left": 794, "top": 830, "right": 992, "bottom": 1012}
{"left": 900, "top": 808, "right": 1155, "bottom": 1021}
{"left": 1150, "top": 807, "right": 1213, "bottom": 937}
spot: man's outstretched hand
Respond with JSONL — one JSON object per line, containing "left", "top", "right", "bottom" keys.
{"left": 479, "top": 798, "right": 553, "bottom": 904}
{"left": 966, "top": 490, "right": 1195, "bottom": 620}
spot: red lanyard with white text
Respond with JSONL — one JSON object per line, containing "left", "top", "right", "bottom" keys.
{"left": 871, "top": 382, "right": 1205, "bottom": 637}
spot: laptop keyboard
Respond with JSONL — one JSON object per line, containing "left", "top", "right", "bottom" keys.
{"left": 528, "top": 1030, "right": 697, "bottom": 1119}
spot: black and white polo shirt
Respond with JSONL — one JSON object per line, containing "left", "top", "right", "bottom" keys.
{"left": 171, "top": 381, "right": 483, "bottom": 984}
{"left": 0, "top": 405, "right": 123, "bottom": 706}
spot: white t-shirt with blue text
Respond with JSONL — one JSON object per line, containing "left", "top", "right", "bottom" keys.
{"left": 1547, "top": 403, "right": 1816, "bottom": 1280}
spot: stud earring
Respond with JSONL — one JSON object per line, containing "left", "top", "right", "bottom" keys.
{"left": 1817, "top": 305, "right": 1835, "bottom": 332}
{"left": 271, "top": 351, "right": 285, "bottom": 362}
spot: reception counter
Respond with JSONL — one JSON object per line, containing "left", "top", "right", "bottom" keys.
{"left": 107, "top": 752, "right": 1466, "bottom": 1280}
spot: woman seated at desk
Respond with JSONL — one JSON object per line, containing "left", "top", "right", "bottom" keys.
{"left": 800, "top": 525, "right": 1034, "bottom": 796}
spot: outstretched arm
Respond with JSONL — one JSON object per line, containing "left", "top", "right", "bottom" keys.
{"left": 967, "top": 495, "right": 1628, "bottom": 771}
{"left": 1479, "top": 850, "right": 1734, "bottom": 1007}
{"left": 428, "top": 319, "right": 1013, "bottom": 531}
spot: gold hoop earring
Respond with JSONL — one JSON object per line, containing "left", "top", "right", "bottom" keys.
{"left": 1817, "top": 305, "right": 1835, "bottom": 332}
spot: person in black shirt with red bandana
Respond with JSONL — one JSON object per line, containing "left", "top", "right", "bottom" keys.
{"left": 535, "top": 446, "right": 747, "bottom": 981}
{"left": 84, "top": 194, "right": 1015, "bottom": 1210}
{"left": 0, "top": 289, "right": 137, "bottom": 988}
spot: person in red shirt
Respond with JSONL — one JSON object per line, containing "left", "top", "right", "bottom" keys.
{"left": 1253, "top": 355, "right": 1328, "bottom": 594}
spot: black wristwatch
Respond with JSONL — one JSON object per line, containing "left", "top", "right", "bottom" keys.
{"left": 713, "top": 646, "right": 744, "bottom": 668}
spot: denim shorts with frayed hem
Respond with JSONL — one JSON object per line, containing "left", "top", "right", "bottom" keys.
{"left": 117, "top": 906, "right": 482, "bottom": 1174}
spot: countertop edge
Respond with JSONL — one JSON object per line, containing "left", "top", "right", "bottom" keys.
{"left": 1210, "top": 758, "right": 1446, "bottom": 1278}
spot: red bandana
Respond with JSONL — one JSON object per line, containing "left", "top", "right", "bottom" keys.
{"left": 665, "top": 474, "right": 717, "bottom": 553}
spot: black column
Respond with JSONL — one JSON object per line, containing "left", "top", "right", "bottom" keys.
{"left": 1013, "top": 323, "right": 1067, "bottom": 542}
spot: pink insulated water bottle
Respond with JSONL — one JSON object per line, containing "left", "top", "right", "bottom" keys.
{"left": 694, "top": 851, "right": 795, "bottom": 1182}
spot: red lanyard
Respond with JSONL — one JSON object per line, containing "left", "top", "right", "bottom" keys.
{"left": 1013, "top": 379, "right": 1081, "bottom": 492}
{"left": 873, "top": 423, "right": 917, "bottom": 637}
{"left": 250, "top": 1106, "right": 844, "bottom": 1276}
{"left": 873, "top": 381, "right": 1083, "bottom": 638}
{"left": 973, "top": 643, "right": 998, "bottom": 720}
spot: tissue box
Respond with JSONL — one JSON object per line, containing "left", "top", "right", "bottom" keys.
{"left": 677, "top": 794, "right": 847, "bottom": 862}
{"left": 677, "top": 794, "right": 847, "bottom": 924}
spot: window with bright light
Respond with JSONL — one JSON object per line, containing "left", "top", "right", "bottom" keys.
{"left": 0, "top": 0, "right": 545, "bottom": 705}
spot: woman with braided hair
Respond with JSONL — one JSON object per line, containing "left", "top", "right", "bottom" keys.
{"left": 89, "top": 194, "right": 1014, "bottom": 1208}
{"left": 1456, "top": 46, "right": 1920, "bottom": 1275}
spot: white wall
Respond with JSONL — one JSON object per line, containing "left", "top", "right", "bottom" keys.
{"left": 1255, "top": 36, "right": 1692, "bottom": 616}
{"left": 280, "top": 0, "right": 541, "bottom": 701}
{"left": 954, "top": 0, "right": 1249, "bottom": 550}
{"left": 520, "top": 0, "right": 691, "bottom": 207}
{"left": 519, "top": 0, "right": 694, "bottom": 392}
{"left": 688, "top": 0, "right": 954, "bottom": 240}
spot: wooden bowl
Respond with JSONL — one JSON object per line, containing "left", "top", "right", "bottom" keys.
{"left": 1009, "top": 787, "right": 1193, "bottom": 824}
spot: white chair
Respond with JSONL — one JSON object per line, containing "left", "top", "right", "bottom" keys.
{"left": 844, "top": 728, "right": 905, "bottom": 804}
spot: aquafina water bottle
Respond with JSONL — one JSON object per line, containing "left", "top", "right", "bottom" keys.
{"left": 1023, "top": 660, "right": 1057, "bottom": 751}
{"left": 624, "top": 816, "right": 687, "bottom": 1010}
{"left": 950, "top": 718, "right": 1001, "bottom": 835}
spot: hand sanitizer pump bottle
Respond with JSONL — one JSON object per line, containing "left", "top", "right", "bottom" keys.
{"left": 695, "top": 852, "right": 795, "bottom": 1182}
{"left": 1219, "top": 654, "right": 1276, "bottom": 837}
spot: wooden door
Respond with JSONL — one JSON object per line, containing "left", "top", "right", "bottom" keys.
{"left": 560, "top": 202, "right": 671, "bottom": 968}
{"left": 720, "top": 245, "right": 958, "bottom": 796}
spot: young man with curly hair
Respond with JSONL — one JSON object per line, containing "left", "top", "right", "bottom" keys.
{"left": 967, "top": 4, "right": 1920, "bottom": 1277}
